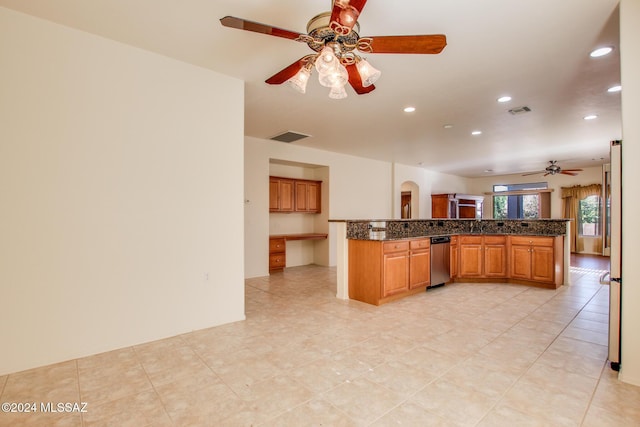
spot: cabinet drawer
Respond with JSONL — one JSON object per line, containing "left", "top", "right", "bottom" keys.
{"left": 484, "top": 235, "right": 506, "bottom": 244}
{"left": 269, "top": 253, "right": 286, "bottom": 268}
{"left": 269, "top": 238, "right": 286, "bottom": 253}
{"left": 450, "top": 235, "right": 458, "bottom": 244}
{"left": 510, "top": 236, "right": 554, "bottom": 247}
{"left": 410, "top": 238, "right": 430, "bottom": 250}
{"left": 460, "top": 235, "right": 482, "bottom": 245}
{"left": 383, "top": 240, "right": 410, "bottom": 253}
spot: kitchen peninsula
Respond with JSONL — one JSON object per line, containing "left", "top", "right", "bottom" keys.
{"left": 330, "top": 219, "right": 570, "bottom": 305}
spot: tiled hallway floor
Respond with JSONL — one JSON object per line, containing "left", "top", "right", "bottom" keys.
{"left": 2, "top": 264, "right": 640, "bottom": 426}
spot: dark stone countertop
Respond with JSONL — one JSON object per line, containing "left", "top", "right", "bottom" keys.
{"left": 333, "top": 219, "right": 569, "bottom": 241}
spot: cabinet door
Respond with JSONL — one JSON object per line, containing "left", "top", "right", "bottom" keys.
{"left": 279, "top": 179, "right": 295, "bottom": 212}
{"left": 510, "top": 245, "right": 532, "bottom": 280}
{"left": 484, "top": 244, "right": 507, "bottom": 277}
{"left": 409, "top": 248, "right": 430, "bottom": 289}
{"left": 431, "top": 194, "right": 450, "bottom": 218}
{"left": 307, "top": 182, "right": 320, "bottom": 213}
{"left": 382, "top": 252, "right": 409, "bottom": 297}
{"left": 450, "top": 244, "right": 458, "bottom": 279}
{"left": 459, "top": 244, "right": 483, "bottom": 277}
{"left": 269, "top": 179, "right": 280, "bottom": 212}
{"left": 295, "top": 181, "right": 308, "bottom": 212}
{"left": 531, "top": 246, "right": 555, "bottom": 282}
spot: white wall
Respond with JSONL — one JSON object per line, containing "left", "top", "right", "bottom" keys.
{"left": 620, "top": 0, "right": 640, "bottom": 386}
{"left": 467, "top": 166, "right": 603, "bottom": 219}
{"left": 0, "top": 8, "right": 245, "bottom": 375}
{"left": 392, "top": 163, "right": 470, "bottom": 219}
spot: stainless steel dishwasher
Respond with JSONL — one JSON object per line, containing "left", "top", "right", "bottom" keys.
{"left": 430, "top": 236, "right": 451, "bottom": 287}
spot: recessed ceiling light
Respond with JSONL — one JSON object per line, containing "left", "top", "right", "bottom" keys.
{"left": 608, "top": 85, "right": 622, "bottom": 93}
{"left": 497, "top": 96, "right": 512, "bottom": 103}
{"left": 584, "top": 114, "right": 598, "bottom": 120}
{"left": 443, "top": 124, "right": 453, "bottom": 129}
{"left": 590, "top": 46, "right": 613, "bottom": 57}
{"left": 404, "top": 106, "right": 416, "bottom": 113}
{"left": 471, "top": 130, "right": 482, "bottom": 136}
{"left": 484, "top": 169, "right": 493, "bottom": 173}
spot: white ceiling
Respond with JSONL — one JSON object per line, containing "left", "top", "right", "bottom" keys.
{"left": 0, "top": 0, "right": 621, "bottom": 177}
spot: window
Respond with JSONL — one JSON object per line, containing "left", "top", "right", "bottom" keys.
{"left": 493, "top": 182, "right": 548, "bottom": 219}
{"left": 578, "top": 195, "right": 601, "bottom": 236}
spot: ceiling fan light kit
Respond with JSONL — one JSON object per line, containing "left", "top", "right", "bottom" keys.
{"left": 220, "top": 0, "right": 446, "bottom": 99}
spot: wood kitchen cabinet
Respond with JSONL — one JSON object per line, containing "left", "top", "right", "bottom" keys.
{"left": 269, "top": 177, "right": 294, "bottom": 212}
{"left": 431, "top": 194, "right": 484, "bottom": 219}
{"left": 349, "top": 237, "right": 431, "bottom": 305}
{"left": 270, "top": 176, "right": 321, "bottom": 213}
{"left": 382, "top": 241, "right": 410, "bottom": 297}
{"left": 269, "top": 237, "right": 286, "bottom": 272}
{"left": 509, "top": 236, "right": 563, "bottom": 286}
{"left": 458, "top": 235, "right": 507, "bottom": 279}
{"left": 409, "top": 238, "right": 431, "bottom": 289}
{"left": 294, "top": 180, "right": 321, "bottom": 213}
{"left": 450, "top": 235, "right": 458, "bottom": 279}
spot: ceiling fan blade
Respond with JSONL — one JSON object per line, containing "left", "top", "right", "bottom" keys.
{"left": 361, "top": 34, "right": 447, "bottom": 54}
{"left": 522, "top": 171, "right": 544, "bottom": 176}
{"left": 330, "top": 0, "right": 368, "bottom": 35}
{"left": 562, "top": 168, "right": 583, "bottom": 172}
{"left": 560, "top": 171, "right": 579, "bottom": 176}
{"left": 220, "top": 16, "right": 304, "bottom": 41}
{"left": 265, "top": 58, "right": 307, "bottom": 85}
{"left": 346, "top": 64, "right": 375, "bottom": 94}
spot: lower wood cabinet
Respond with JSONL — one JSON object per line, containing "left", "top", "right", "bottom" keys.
{"left": 458, "top": 235, "right": 507, "bottom": 279}
{"left": 269, "top": 237, "right": 286, "bottom": 272}
{"left": 455, "top": 234, "right": 563, "bottom": 288}
{"left": 409, "top": 238, "right": 431, "bottom": 289}
{"left": 382, "top": 241, "right": 410, "bottom": 297}
{"left": 450, "top": 236, "right": 458, "bottom": 279}
{"left": 509, "top": 236, "right": 562, "bottom": 285}
{"left": 349, "top": 237, "right": 431, "bottom": 305}
{"left": 348, "top": 233, "right": 565, "bottom": 305}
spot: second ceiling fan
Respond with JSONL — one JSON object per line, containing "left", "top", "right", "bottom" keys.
{"left": 220, "top": 0, "right": 447, "bottom": 98}
{"left": 523, "top": 161, "right": 583, "bottom": 177}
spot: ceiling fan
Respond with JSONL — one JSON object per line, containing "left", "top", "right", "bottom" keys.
{"left": 522, "top": 161, "right": 583, "bottom": 177}
{"left": 220, "top": 0, "right": 447, "bottom": 99}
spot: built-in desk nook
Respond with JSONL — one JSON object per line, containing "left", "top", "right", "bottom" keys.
{"left": 269, "top": 233, "right": 328, "bottom": 272}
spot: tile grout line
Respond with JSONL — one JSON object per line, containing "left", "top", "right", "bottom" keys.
{"left": 130, "top": 344, "right": 176, "bottom": 426}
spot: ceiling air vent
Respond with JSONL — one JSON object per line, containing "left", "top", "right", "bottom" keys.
{"left": 508, "top": 106, "right": 532, "bottom": 115}
{"left": 270, "top": 131, "right": 311, "bottom": 143}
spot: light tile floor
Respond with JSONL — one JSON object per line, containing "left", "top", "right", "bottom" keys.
{"left": 2, "top": 264, "right": 640, "bottom": 426}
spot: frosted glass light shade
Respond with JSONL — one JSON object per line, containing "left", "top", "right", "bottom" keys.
{"left": 329, "top": 85, "right": 348, "bottom": 99}
{"left": 356, "top": 59, "right": 381, "bottom": 87}
{"left": 315, "top": 46, "right": 339, "bottom": 74}
{"left": 287, "top": 67, "right": 311, "bottom": 93}
{"left": 318, "top": 63, "right": 348, "bottom": 88}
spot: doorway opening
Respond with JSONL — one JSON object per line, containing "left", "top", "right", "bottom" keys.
{"left": 400, "top": 181, "right": 419, "bottom": 219}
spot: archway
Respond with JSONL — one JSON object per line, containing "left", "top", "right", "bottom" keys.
{"left": 400, "top": 181, "right": 419, "bottom": 219}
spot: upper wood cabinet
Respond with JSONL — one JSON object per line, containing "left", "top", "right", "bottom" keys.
{"left": 269, "top": 177, "right": 294, "bottom": 212}
{"left": 270, "top": 176, "right": 321, "bottom": 213}
{"left": 295, "top": 180, "right": 321, "bottom": 213}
